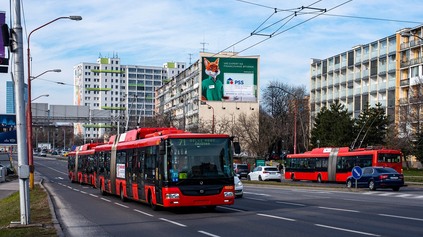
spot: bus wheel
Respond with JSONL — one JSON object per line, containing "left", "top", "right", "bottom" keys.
{"left": 120, "top": 186, "right": 126, "bottom": 202}
{"left": 148, "top": 192, "right": 158, "bottom": 211}
{"left": 346, "top": 179, "right": 353, "bottom": 188}
{"left": 368, "top": 180, "right": 376, "bottom": 191}
{"left": 317, "top": 175, "right": 322, "bottom": 183}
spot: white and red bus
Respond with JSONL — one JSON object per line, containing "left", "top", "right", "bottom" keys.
{"left": 68, "top": 143, "right": 102, "bottom": 186}
{"left": 284, "top": 147, "right": 403, "bottom": 183}
{"left": 94, "top": 127, "right": 239, "bottom": 210}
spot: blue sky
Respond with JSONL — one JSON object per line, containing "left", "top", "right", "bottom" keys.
{"left": 1, "top": 0, "right": 423, "bottom": 105}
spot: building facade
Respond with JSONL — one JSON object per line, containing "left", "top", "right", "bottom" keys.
{"left": 0, "top": 80, "right": 27, "bottom": 114}
{"left": 73, "top": 56, "right": 185, "bottom": 141}
{"left": 310, "top": 25, "right": 423, "bottom": 139}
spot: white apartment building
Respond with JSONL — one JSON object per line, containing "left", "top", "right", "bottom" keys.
{"left": 73, "top": 56, "right": 185, "bottom": 141}
{"left": 310, "top": 24, "right": 423, "bottom": 138}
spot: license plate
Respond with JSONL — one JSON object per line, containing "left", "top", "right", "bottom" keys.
{"left": 390, "top": 177, "right": 398, "bottom": 180}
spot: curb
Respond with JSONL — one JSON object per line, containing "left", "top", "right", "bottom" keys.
{"left": 39, "top": 178, "right": 64, "bottom": 237}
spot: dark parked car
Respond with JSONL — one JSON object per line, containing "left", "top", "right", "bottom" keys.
{"left": 346, "top": 167, "right": 404, "bottom": 191}
{"left": 233, "top": 164, "right": 249, "bottom": 178}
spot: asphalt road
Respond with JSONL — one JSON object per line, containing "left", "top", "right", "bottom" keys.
{"left": 34, "top": 156, "right": 423, "bottom": 237}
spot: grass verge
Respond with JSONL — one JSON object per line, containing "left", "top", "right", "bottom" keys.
{"left": 0, "top": 183, "right": 57, "bottom": 237}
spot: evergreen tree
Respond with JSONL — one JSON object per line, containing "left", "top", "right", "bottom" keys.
{"left": 352, "top": 103, "right": 389, "bottom": 148}
{"left": 311, "top": 100, "right": 354, "bottom": 147}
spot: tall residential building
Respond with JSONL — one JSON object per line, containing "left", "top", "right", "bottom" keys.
{"left": 310, "top": 25, "right": 423, "bottom": 138}
{"left": 73, "top": 56, "right": 185, "bottom": 141}
{"left": 156, "top": 52, "right": 260, "bottom": 153}
{"left": 0, "top": 80, "right": 27, "bottom": 114}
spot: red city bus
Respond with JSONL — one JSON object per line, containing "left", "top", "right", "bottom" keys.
{"left": 68, "top": 143, "right": 102, "bottom": 186}
{"left": 284, "top": 147, "right": 403, "bottom": 183}
{"left": 94, "top": 127, "right": 239, "bottom": 210}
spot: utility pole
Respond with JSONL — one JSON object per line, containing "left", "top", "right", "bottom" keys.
{"left": 11, "top": 0, "right": 30, "bottom": 225}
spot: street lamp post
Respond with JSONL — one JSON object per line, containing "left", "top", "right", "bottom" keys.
{"left": 200, "top": 101, "right": 215, "bottom": 134}
{"left": 27, "top": 15, "right": 82, "bottom": 190}
{"left": 31, "top": 94, "right": 49, "bottom": 102}
{"left": 269, "top": 86, "right": 298, "bottom": 154}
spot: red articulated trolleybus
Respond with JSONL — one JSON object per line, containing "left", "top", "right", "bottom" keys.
{"left": 284, "top": 147, "right": 403, "bottom": 183}
{"left": 94, "top": 127, "right": 240, "bottom": 210}
{"left": 68, "top": 143, "right": 103, "bottom": 186}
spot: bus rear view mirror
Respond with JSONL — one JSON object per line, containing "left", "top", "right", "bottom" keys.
{"left": 233, "top": 142, "right": 241, "bottom": 154}
{"left": 159, "top": 143, "right": 166, "bottom": 155}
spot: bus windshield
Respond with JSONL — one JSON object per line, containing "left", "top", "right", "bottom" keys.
{"left": 168, "top": 138, "right": 232, "bottom": 181}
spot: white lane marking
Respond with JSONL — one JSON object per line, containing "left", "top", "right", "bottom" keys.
{"left": 198, "top": 230, "right": 220, "bottom": 237}
{"left": 34, "top": 162, "right": 67, "bottom": 175}
{"left": 276, "top": 201, "right": 306, "bottom": 207}
{"left": 133, "top": 209, "right": 154, "bottom": 217}
{"left": 243, "top": 192, "right": 271, "bottom": 197}
{"left": 415, "top": 195, "right": 423, "bottom": 199}
{"left": 318, "top": 206, "right": 359, "bottom": 213}
{"left": 395, "top": 194, "right": 413, "bottom": 198}
{"left": 101, "top": 198, "right": 111, "bottom": 202}
{"left": 257, "top": 213, "right": 296, "bottom": 222}
{"left": 80, "top": 191, "right": 87, "bottom": 194}
{"left": 315, "top": 224, "right": 380, "bottom": 236}
{"left": 72, "top": 188, "right": 79, "bottom": 191}
{"left": 341, "top": 198, "right": 365, "bottom": 202}
{"left": 379, "top": 213, "right": 423, "bottom": 222}
{"left": 159, "top": 218, "right": 187, "bottom": 227}
{"left": 114, "top": 202, "right": 129, "bottom": 208}
{"left": 244, "top": 197, "right": 266, "bottom": 201}
{"left": 217, "top": 206, "right": 245, "bottom": 212}
{"left": 378, "top": 193, "right": 396, "bottom": 196}
{"left": 89, "top": 194, "right": 98, "bottom": 198}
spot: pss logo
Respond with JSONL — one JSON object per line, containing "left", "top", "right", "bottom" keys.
{"left": 226, "top": 78, "right": 244, "bottom": 85}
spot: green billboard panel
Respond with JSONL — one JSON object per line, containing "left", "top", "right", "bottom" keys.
{"left": 201, "top": 56, "right": 258, "bottom": 102}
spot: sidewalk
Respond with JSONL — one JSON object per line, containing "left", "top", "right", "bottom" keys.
{"left": 0, "top": 175, "right": 19, "bottom": 200}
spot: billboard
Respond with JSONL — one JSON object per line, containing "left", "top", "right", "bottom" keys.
{"left": 0, "top": 11, "right": 5, "bottom": 58}
{"left": 201, "top": 56, "right": 258, "bottom": 102}
{"left": 0, "top": 114, "right": 17, "bottom": 145}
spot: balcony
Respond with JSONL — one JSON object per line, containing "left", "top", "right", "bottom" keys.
{"left": 400, "top": 79, "right": 410, "bottom": 87}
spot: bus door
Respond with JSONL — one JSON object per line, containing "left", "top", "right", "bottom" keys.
{"left": 125, "top": 149, "right": 135, "bottom": 199}
{"left": 327, "top": 148, "right": 339, "bottom": 181}
{"left": 110, "top": 143, "right": 118, "bottom": 194}
{"left": 137, "top": 149, "right": 146, "bottom": 201}
{"left": 144, "top": 146, "right": 162, "bottom": 204}
{"left": 155, "top": 146, "right": 164, "bottom": 205}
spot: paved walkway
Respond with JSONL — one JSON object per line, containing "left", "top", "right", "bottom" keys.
{"left": 0, "top": 175, "right": 20, "bottom": 200}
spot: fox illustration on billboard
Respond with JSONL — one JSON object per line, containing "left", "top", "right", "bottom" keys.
{"left": 202, "top": 58, "right": 224, "bottom": 101}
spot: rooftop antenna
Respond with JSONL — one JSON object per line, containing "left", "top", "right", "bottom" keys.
{"left": 200, "top": 41, "right": 208, "bottom": 52}
{"left": 188, "top": 53, "right": 193, "bottom": 65}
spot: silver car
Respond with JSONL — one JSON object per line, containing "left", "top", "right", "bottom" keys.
{"left": 234, "top": 175, "right": 243, "bottom": 198}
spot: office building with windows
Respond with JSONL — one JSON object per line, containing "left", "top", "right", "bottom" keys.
{"left": 310, "top": 25, "right": 423, "bottom": 138}
{"left": 73, "top": 56, "right": 185, "bottom": 141}
{"left": 0, "top": 80, "right": 27, "bottom": 114}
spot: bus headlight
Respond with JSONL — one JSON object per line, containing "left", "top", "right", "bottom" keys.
{"left": 224, "top": 192, "right": 234, "bottom": 197}
{"left": 165, "top": 193, "right": 180, "bottom": 199}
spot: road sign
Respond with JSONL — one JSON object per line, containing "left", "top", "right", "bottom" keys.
{"left": 352, "top": 166, "right": 363, "bottom": 179}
